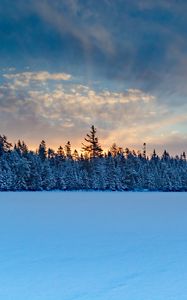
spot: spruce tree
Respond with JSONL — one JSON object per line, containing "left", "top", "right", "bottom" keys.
{"left": 38, "top": 140, "right": 47, "bottom": 161}
{"left": 0, "top": 135, "right": 12, "bottom": 156}
{"left": 82, "top": 125, "right": 103, "bottom": 159}
{"left": 65, "top": 141, "right": 72, "bottom": 159}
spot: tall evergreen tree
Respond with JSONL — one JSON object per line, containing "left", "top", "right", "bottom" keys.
{"left": 0, "top": 135, "right": 12, "bottom": 156}
{"left": 57, "top": 146, "right": 65, "bottom": 158}
{"left": 82, "top": 125, "right": 103, "bottom": 158}
{"left": 65, "top": 141, "right": 72, "bottom": 159}
{"left": 38, "top": 140, "right": 47, "bottom": 161}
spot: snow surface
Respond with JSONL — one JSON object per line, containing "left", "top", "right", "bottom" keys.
{"left": 0, "top": 192, "right": 187, "bottom": 300}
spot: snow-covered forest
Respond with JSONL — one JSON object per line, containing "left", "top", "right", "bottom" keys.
{"left": 0, "top": 126, "right": 187, "bottom": 191}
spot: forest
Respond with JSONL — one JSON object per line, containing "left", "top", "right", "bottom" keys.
{"left": 0, "top": 125, "right": 187, "bottom": 191}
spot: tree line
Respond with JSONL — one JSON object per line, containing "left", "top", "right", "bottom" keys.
{"left": 0, "top": 125, "right": 187, "bottom": 191}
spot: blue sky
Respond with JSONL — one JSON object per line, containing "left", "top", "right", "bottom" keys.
{"left": 0, "top": 0, "right": 187, "bottom": 154}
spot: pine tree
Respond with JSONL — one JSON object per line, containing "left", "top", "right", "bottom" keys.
{"left": 143, "top": 142, "right": 147, "bottom": 159}
{"left": 105, "top": 156, "right": 116, "bottom": 190}
{"left": 47, "top": 148, "right": 55, "bottom": 159}
{"left": 17, "top": 140, "right": 28, "bottom": 156}
{"left": 65, "top": 141, "right": 72, "bottom": 159}
{"left": 57, "top": 146, "right": 65, "bottom": 158}
{"left": 82, "top": 125, "right": 103, "bottom": 159}
{"left": 0, "top": 135, "right": 12, "bottom": 156}
{"left": 0, "top": 160, "right": 13, "bottom": 191}
{"left": 8, "top": 151, "right": 30, "bottom": 190}
{"left": 72, "top": 149, "right": 79, "bottom": 161}
{"left": 64, "top": 160, "right": 78, "bottom": 190}
{"left": 27, "top": 154, "right": 42, "bottom": 190}
{"left": 41, "top": 161, "right": 55, "bottom": 190}
{"left": 38, "top": 140, "right": 47, "bottom": 161}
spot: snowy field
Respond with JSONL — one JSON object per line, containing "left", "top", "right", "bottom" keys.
{"left": 0, "top": 192, "right": 187, "bottom": 300}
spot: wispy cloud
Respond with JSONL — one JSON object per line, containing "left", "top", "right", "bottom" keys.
{"left": 31, "top": 0, "right": 115, "bottom": 55}
{"left": 3, "top": 71, "right": 71, "bottom": 85}
{"left": 1, "top": 0, "right": 187, "bottom": 99}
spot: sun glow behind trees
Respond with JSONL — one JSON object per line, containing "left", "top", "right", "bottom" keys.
{"left": 0, "top": 126, "right": 187, "bottom": 191}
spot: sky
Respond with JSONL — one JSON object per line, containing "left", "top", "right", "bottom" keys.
{"left": 0, "top": 0, "right": 187, "bottom": 154}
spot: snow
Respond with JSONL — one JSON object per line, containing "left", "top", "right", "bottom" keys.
{"left": 0, "top": 192, "right": 187, "bottom": 300}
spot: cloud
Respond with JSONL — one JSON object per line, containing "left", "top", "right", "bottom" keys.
{"left": 1, "top": 0, "right": 187, "bottom": 102}
{"left": 31, "top": 0, "right": 115, "bottom": 56}
{"left": 3, "top": 71, "right": 71, "bottom": 85}
{"left": 0, "top": 71, "right": 176, "bottom": 151}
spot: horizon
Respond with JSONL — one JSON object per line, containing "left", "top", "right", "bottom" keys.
{"left": 1, "top": 1, "right": 187, "bottom": 154}
{"left": 1, "top": 126, "right": 186, "bottom": 157}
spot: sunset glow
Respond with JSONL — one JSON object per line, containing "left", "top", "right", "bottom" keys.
{"left": 0, "top": 1, "right": 187, "bottom": 154}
